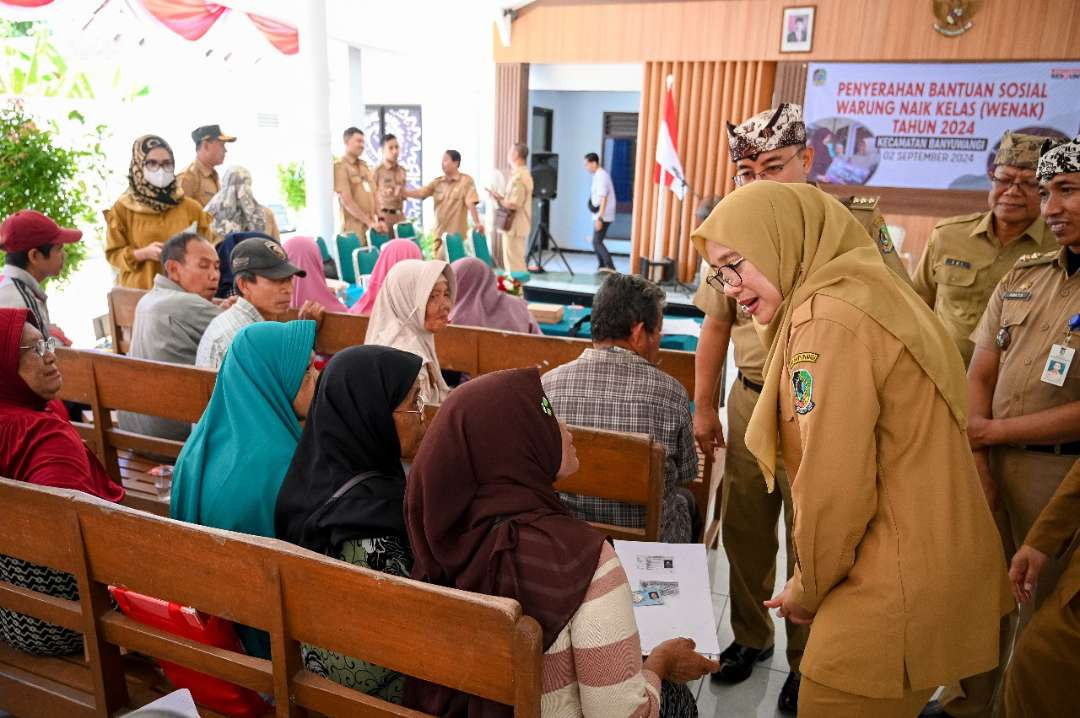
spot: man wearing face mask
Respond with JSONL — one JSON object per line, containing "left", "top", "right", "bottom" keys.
{"left": 692, "top": 103, "right": 913, "bottom": 714}
{"left": 177, "top": 124, "right": 237, "bottom": 208}
{"left": 105, "top": 135, "right": 212, "bottom": 290}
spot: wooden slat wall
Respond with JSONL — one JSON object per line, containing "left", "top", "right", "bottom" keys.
{"left": 494, "top": 63, "right": 530, "bottom": 174}
{"left": 630, "top": 60, "right": 776, "bottom": 281}
{"left": 496, "top": 0, "right": 1080, "bottom": 63}
{"left": 772, "top": 62, "right": 808, "bottom": 106}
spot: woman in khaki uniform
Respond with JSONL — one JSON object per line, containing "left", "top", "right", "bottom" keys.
{"left": 691, "top": 181, "right": 1012, "bottom": 717}
{"left": 104, "top": 135, "right": 211, "bottom": 290}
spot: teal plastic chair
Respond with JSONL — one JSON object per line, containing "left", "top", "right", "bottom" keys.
{"left": 335, "top": 233, "right": 362, "bottom": 284}
{"left": 472, "top": 230, "right": 495, "bottom": 267}
{"left": 366, "top": 227, "right": 391, "bottom": 249}
{"left": 394, "top": 221, "right": 417, "bottom": 240}
{"left": 445, "top": 233, "right": 467, "bottom": 263}
{"left": 315, "top": 237, "right": 332, "bottom": 262}
{"left": 352, "top": 246, "right": 380, "bottom": 287}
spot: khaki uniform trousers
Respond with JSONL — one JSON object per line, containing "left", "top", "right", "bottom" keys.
{"left": 499, "top": 230, "right": 527, "bottom": 273}
{"left": 720, "top": 377, "right": 808, "bottom": 670}
{"left": 799, "top": 675, "right": 935, "bottom": 718}
{"left": 946, "top": 446, "right": 1075, "bottom": 718}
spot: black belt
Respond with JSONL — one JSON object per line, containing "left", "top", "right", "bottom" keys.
{"left": 1019, "top": 442, "right": 1080, "bottom": 456}
{"left": 738, "top": 372, "right": 764, "bottom": 394}
{"left": 380, "top": 208, "right": 403, "bottom": 215}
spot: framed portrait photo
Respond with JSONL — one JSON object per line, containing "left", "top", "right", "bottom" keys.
{"left": 780, "top": 6, "right": 815, "bottom": 53}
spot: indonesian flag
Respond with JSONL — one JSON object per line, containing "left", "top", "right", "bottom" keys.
{"left": 654, "top": 82, "right": 687, "bottom": 200}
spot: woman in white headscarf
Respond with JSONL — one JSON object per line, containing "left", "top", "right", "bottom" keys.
{"left": 204, "top": 166, "right": 280, "bottom": 241}
{"left": 364, "top": 259, "right": 455, "bottom": 404}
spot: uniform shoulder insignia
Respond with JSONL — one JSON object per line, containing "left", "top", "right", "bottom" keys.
{"left": 840, "top": 195, "right": 879, "bottom": 212}
{"left": 933, "top": 211, "right": 985, "bottom": 229}
{"left": 1014, "top": 251, "right": 1058, "bottom": 268}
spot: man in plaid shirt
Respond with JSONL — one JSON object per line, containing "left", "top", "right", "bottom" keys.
{"left": 541, "top": 273, "right": 697, "bottom": 542}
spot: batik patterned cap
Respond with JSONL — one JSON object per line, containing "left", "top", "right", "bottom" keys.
{"left": 726, "top": 103, "right": 807, "bottom": 162}
{"left": 1037, "top": 134, "right": 1080, "bottom": 183}
{"left": 993, "top": 131, "right": 1051, "bottom": 169}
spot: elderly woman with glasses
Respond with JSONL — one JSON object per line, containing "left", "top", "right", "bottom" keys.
{"left": 274, "top": 345, "right": 428, "bottom": 701}
{"left": 105, "top": 134, "right": 212, "bottom": 290}
{"left": 0, "top": 308, "right": 124, "bottom": 656}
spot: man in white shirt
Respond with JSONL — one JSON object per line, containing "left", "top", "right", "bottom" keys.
{"left": 585, "top": 153, "right": 617, "bottom": 273}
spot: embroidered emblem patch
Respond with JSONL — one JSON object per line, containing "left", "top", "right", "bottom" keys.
{"left": 540, "top": 396, "right": 553, "bottom": 416}
{"left": 995, "top": 326, "right": 1011, "bottom": 350}
{"left": 789, "top": 352, "right": 820, "bottom": 368}
{"left": 944, "top": 257, "right": 972, "bottom": 269}
{"left": 791, "top": 369, "right": 816, "bottom": 415}
{"left": 1003, "top": 291, "right": 1031, "bottom": 301}
{"left": 877, "top": 226, "right": 894, "bottom": 255}
{"left": 265, "top": 240, "right": 287, "bottom": 259}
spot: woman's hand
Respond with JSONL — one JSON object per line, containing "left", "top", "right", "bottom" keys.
{"left": 764, "top": 578, "right": 814, "bottom": 625}
{"left": 133, "top": 242, "right": 164, "bottom": 263}
{"left": 644, "top": 638, "right": 720, "bottom": 683}
{"left": 1009, "top": 544, "right": 1049, "bottom": 604}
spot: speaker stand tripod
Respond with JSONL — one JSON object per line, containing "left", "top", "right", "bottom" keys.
{"left": 526, "top": 199, "right": 573, "bottom": 275}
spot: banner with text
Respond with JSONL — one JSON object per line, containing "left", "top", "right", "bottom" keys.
{"left": 802, "top": 62, "right": 1080, "bottom": 189}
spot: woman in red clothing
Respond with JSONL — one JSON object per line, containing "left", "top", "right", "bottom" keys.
{"left": 0, "top": 308, "right": 124, "bottom": 655}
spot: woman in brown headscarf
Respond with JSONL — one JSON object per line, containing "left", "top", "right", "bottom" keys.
{"left": 104, "top": 135, "right": 211, "bottom": 289}
{"left": 691, "top": 182, "right": 1012, "bottom": 717}
{"left": 405, "top": 368, "right": 717, "bottom": 718}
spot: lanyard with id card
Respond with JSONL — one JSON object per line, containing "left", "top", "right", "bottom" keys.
{"left": 1040, "top": 313, "right": 1080, "bottom": 387}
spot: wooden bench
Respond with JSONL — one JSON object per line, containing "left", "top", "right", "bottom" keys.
{"left": 54, "top": 348, "right": 667, "bottom": 541}
{"left": 0, "top": 477, "right": 543, "bottom": 717}
{"left": 105, "top": 288, "right": 721, "bottom": 544}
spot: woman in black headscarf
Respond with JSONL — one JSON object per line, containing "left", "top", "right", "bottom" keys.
{"left": 274, "top": 344, "right": 426, "bottom": 702}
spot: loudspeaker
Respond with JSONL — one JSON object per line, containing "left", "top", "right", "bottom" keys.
{"left": 530, "top": 152, "right": 558, "bottom": 200}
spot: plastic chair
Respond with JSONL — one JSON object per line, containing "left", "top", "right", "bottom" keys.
{"left": 352, "top": 245, "right": 380, "bottom": 288}
{"left": 366, "top": 227, "right": 392, "bottom": 249}
{"left": 335, "top": 233, "right": 362, "bottom": 284}
{"left": 394, "top": 221, "right": 417, "bottom": 239}
{"left": 472, "top": 230, "right": 495, "bottom": 267}
{"left": 445, "top": 233, "right": 467, "bottom": 263}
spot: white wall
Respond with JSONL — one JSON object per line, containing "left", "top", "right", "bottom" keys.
{"left": 528, "top": 90, "right": 640, "bottom": 252}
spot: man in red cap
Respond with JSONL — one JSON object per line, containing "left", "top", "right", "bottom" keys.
{"left": 0, "top": 210, "right": 82, "bottom": 346}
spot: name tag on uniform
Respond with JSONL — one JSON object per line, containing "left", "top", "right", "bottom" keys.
{"left": 944, "top": 258, "right": 972, "bottom": 269}
{"left": 1004, "top": 291, "right": 1032, "bottom": 301}
{"left": 1040, "top": 344, "right": 1074, "bottom": 387}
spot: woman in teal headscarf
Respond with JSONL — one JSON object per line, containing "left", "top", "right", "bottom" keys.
{"left": 171, "top": 319, "right": 318, "bottom": 537}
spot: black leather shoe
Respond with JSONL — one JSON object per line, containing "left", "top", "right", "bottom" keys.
{"left": 709, "top": 641, "right": 774, "bottom": 684}
{"left": 777, "top": 671, "right": 800, "bottom": 714}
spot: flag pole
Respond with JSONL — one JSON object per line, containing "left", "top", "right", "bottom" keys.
{"left": 652, "top": 74, "right": 675, "bottom": 269}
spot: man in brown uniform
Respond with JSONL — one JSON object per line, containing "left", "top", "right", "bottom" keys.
{"left": 1004, "top": 458, "right": 1080, "bottom": 717}
{"left": 405, "top": 149, "right": 483, "bottom": 259}
{"left": 693, "top": 103, "right": 912, "bottom": 714}
{"left": 333, "top": 127, "right": 378, "bottom": 239}
{"left": 913, "top": 131, "right": 1058, "bottom": 366}
{"left": 177, "top": 124, "right": 236, "bottom": 207}
{"left": 960, "top": 134, "right": 1080, "bottom": 717}
{"left": 488, "top": 142, "right": 533, "bottom": 273}
{"left": 373, "top": 133, "right": 407, "bottom": 235}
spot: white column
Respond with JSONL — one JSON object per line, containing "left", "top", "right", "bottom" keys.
{"left": 348, "top": 45, "right": 365, "bottom": 125}
{"left": 299, "top": 0, "right": 334, "bottom": 245}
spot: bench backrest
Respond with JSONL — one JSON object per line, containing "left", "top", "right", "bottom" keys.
{"left": 0, "top": 478, "right": 543, "bottom": 718}
{"left": 55, "top": 348, "right": 665, "bottom": 541}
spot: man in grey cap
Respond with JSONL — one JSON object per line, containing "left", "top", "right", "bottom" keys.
{"left": 196, "top": 236, "right": 324, "bottom": 369}
{"left": 178, "top": 124, "right": 236, "bottom": 207}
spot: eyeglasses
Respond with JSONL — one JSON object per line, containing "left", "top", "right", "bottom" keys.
{"left": 705, "top": 258, "right": 745, "bottom": 290}
{"left": 18, "top": 337, "right": 59, "bottom": 359}
{"left": 394, "top": 393, "right": 427, "bottom": 421}
{"left": 733, "top": 149, "right": 802, "bottom": 187}
{"left": 143, "top": 159, "right": 175, "bottom": 172}
{"left": 988, "top": 172, "right": 1038, "bottom": 193}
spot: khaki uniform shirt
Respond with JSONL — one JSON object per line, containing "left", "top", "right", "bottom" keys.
{"left": 693, "top": 193, "right": 911, "bottom": 385}
{"left": 1026, "top": 459, "right": 1080, "bottom": 598}
{"left": 104, "top": 195, "right": 212, "bottom": 290}
{"left": 333, "top": 155, "right": 376, "bottom": 235}
{"left": 177, "top": 159, "right": 220, "bottom": 207}
{"left": 778, "top": 294, "right": 1011, "bottom": 698}
{"left": 504, "top": 166, "right": 534, "bottom": 237}
{"left": 417, "top": 173, "right": 480, "bottom": 240}
{"left": 913, "top": 211, "right": 1057, "bottom": 365}
{"left": 373, "top": 163, "right": 407, "bottom": 218}
{"left": 972, "top": 248, "right": 1080, "bottom": 421}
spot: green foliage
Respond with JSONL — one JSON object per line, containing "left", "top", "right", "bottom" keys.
{"left": 276, "top": 162, "right": 307, "bottom": 211}
{"left": 0, "top": 100, "right": 110, "bottom": 284}
{"left": 417, "top": 231, "right": 435, "bottom": 260}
